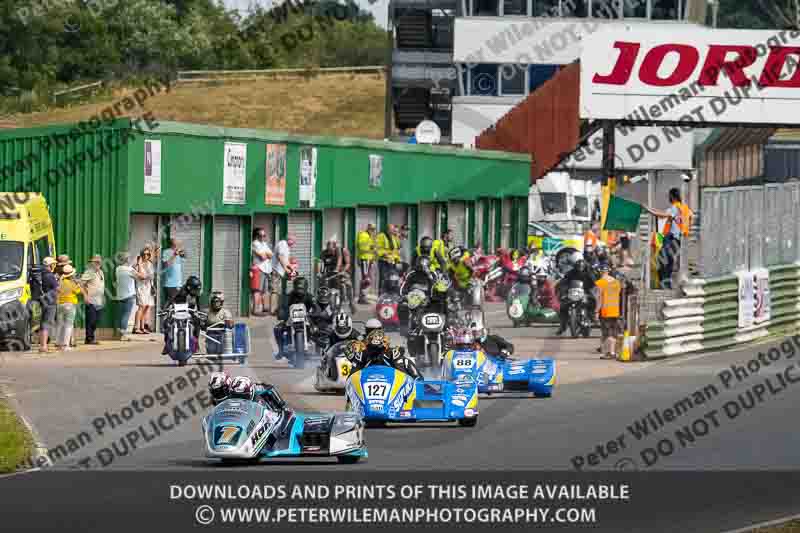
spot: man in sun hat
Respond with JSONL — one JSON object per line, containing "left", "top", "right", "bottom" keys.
{"left": 80, "top": 254, "right": 105, "bottom": 345}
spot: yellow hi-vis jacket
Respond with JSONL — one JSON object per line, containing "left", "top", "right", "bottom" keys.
{"left": 356, "top": 231, "right": 375, "bottom": 261}
{"left": 416, "top": 244, "right": 439, "bottom": 271}
{"left": 376, "top": 233, "right": 401, "bottom": 263}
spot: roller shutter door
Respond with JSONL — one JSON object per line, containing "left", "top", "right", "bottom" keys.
{"left": 488, "top": 202, "right": 497, "bottom": 251}
{"left": 501, "top": 198, "right": 512, "bottom": 249}
{"left": 288, "top": 211, "right": 314, "bottom": 287}
{"left": 212, "top": 216, "right": 242, "bottom": 317}
{"left": 170, "top": 215, "right": 203, "bottom": 287}
{"left": 448, "top": 201, "right": 466, "bottom": 248}
{"left": 128, "top": 215, "right": 160, "bottom": 329}
{"left": 323, "top": 208, "right": 344, "bottom": 244}
{"left": 418, "top": 204, "right": 436, "bottom": 242}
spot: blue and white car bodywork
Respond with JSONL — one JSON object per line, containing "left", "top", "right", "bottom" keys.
{"left": 443, "top": 349, "right": 555, "bottom": 397}
{"left": 345, "top": 364, "right": 478, "bottom": 427}
{"left": 202, "top": 399, "right": 367, "bottom": 463}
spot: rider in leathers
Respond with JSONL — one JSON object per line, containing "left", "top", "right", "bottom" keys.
{"left": 345, "top": 328, "right": 422, "bottom": 380}
{"left": 555, "top": 259, "right": 597, "bottom": 336}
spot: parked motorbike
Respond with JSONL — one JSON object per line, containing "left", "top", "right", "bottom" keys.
{"left": 562, "top": 279, "right": 592, "bottom": 338}
{"left": 470, "top": 251, "right": 502, "bottom": 303}
{"left": 275, "top": 303, "right": 312, "bottom": 369}
{"left": 376, "top": 262, "right": 404, "bottom": 330}
{"left": 159, "top": 302, "right": 204, "bottom": 366}
{"left": 506, "top": 278, "right": 559, "bottom": 327}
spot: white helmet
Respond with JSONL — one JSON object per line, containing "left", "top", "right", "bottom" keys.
{"left": 208, "top": 371, "right": 231, "bottom": 402}
{"left": 229, "top": 376, "right": 255, "bottom": 401}
{"left": 334, "top": 311, "right": 353, "bottom": 338}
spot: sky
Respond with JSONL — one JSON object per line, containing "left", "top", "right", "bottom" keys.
{"left": 221, "top": 0, "right": 390, "bottom": 28}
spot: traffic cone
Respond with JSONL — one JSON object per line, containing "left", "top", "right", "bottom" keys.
{"left": 619, "top": 330, "right": 632, "bottom": 362}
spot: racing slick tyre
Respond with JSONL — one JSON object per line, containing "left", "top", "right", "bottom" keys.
{"left": 365, "top": 420, "right": 386, "bottom": 428}
{"left": 512, "top": 320, "right": 520, "bottom": 328}
{"left": 458, "top": 417, "right": 478, "bottom": 427}
{"left": 427, "top": 342, "right": 441, "bottom": 370}
{"left": 177, "top": 332, "right": 187, "bottom": 355}
{"left": 293, "top": 331, "right": 306, "bottom": 369}
{"left": 534, "top": 393, "right": 552, "bottom": 398}
{"left": 337, "top": 455, "right": 361, "bottom": 464}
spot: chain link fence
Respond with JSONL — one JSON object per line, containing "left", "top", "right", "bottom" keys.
{"left": 700, "top": 181, "right": 800, "bottom": 277}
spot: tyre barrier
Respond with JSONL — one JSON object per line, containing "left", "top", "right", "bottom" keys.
{"left": 643, "top": 264, "right": 800, "bottom": 358}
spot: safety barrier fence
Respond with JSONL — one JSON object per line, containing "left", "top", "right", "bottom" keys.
{"left": 176, "top": 65, "right": 385, "bottom": 83}
{"left": 642, "top": 263, "right": 800, "bottom": 358}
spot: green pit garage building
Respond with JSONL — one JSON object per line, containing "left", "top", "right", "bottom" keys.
{"left": 0, "top": 119, "right": 530, "bottom": 328}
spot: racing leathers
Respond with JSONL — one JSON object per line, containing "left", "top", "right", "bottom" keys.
{"left": 556, "top": 267, "right": 597, "bottom": 334}
{"left": 477, "top": 333, "right": 515, "bottom": 358}
{"left": 345, "top": 340, "right": 422, "bottom": 380}
{"left": 324, "top": 329, "right": 363, "bottom": 380}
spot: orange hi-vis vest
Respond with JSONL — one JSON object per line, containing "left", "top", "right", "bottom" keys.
{"left": 584, "top": 230, "right": 599, "bottom": 248}
{"left": 663, "top": 201, "right": 692, "bottom": 238}
{"left": 596, "top": 275, "right": 622, "bottom": 318}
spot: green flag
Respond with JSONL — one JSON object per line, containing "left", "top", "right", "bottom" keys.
{"left": 603, "top": 195, "right": 643, "bottom": 232}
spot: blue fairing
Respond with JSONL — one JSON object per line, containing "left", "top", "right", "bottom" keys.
{"left": 345, "top": 364, "right": 478, "bottom": 423}
{"left": 444, "top": 349, "right": 555, "bottom": 396}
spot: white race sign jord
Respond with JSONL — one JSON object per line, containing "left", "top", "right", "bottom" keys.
{"left": 580, "top": 27, "right": 800, "bottom": 124}
{"left": 415, "top": 120, "right": 441, "bottom": 144}
{"left": 223, "top": 142, "right": 247, "bottom": 205}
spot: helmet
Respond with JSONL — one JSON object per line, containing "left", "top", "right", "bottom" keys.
{"left": 229, "top": 376, "right": 255, "bottom": 401}
{"left": 419, "top": 237, "right": 433, "bottom": 256}
{"left": 184, "top": 275, "right": 202, "bottom": 297}
{"left": 334, "top": 311, "right": 353, "bottom": 339}
{"left": 598, "top": 262, "right": 611, "bottom": 273}
{"left": 452, "top": 328, "right": 474, "bottom": 349}
{"left": 210, "top": 291, "right": 224, "bottom": 312}
{"left": 293, "top": 276, "right": 309, "bottom": 295}
{"left": 365, "top": 328, "right": 389, "bottom": 356}
{"left": 364, "top": 318, "right": 382, "bottom": 336}
{"left": 417, "top": 256, "right": 432, "bottom": 272}
{"left": 575, "top": 259, "right": 587, "bottom": 272}
{"left": 518, "top": 266, "right": 532, "bottom": 283}
{"left": 448, "top": 246, "right": 464, "bottom": 263}
{"left": 317, "top": 286, "right": 331, "bottom": 306}
{"left": 208, "top": 371, "right": 231, "bottom": 402}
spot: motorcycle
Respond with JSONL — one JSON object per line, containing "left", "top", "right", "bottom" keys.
{"left": 506, "top": 278, "right": 559, "bottom": 327}
{"left": 203, "top": 392, "right": 367, "bottom": 464}
{"left": 376, "top": 262, "right": 404, "bottom": 330}
{"left": 275, "top": 303, "right": 312, "bottom": 369}
{"left": 562, "top": 279, "right": 592, "bottom": 338}
{"left": 159, "top": 302, "right": 204, "bottom": 366}
{"left": 344, "top": 350, "right": 478, "bottom": 427}
{"left": 406, "top": 272, "right": 450, "bottom": 371}
{"left": 470, "top": 251, "right": 503, "bottom": 303}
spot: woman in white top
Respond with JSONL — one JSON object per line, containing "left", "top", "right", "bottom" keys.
{"left": 133, "top": 246, "right": 157, "bottom": 334}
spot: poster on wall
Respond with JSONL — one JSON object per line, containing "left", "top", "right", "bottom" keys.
{"left": 223, "top": 142, "right": 247, "bottom": 205}
{"left": 737, "top": 269, "right": 771, "bottom": 330}
{"left": 368, "top": 154, "right": 383, "bottom": 188}
{"left": 143, "top": 140, "right": 161, "bottom": 195}
{"left": 265, "top": 143, "right": 286, "bottom": 206}
{"left": 299, "top": 146, "right": 317, "bottom": 208}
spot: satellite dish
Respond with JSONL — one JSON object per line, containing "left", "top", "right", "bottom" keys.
{"left": 415, "top": 120, "right": 441, "bottom": 144}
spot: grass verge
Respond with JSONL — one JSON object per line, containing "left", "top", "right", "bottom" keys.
{"left": 0, "top": 398, "right": 33, "bottom": 473}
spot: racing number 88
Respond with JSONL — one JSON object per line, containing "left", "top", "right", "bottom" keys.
{"left": 455, "top": 358, "right": 473, "bottom": 368}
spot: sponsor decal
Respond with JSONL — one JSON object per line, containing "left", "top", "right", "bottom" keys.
{"left": 215, "top": 426, "right": 241, "bottom": 445}
{"left": 451, "top": 399, "right": 465, "bottom": 407}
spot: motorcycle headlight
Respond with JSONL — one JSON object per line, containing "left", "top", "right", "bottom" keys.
{"left": 407, "top": 289, "right": 427, "bottom": 310}
{"left": 0, "top": 288, "right": 23, "bottom": 306}
{"left": 509, "top": 303, "right": 523, "bottom": 319}
{"left": 568, "top": 288, "right": 584, "bottom": 302}
{"left": 433, "top": 280, "right": 449, "bottom": 293}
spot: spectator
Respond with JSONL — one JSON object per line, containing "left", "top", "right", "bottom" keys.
{"left": 356, "top": 223, "right": 377, "bottom": 304}
{"left": 250, "top": 227, "right": 273, "bottom": 316}
{"left": 161, "top": 238, "right": 185, "bottom": 305}
{"left": 270, "top": 234, "right": 295, "bottom": 315}
{"left": 133, "top": 247, "right": 155, "bottom": 334}
{"left": 55, "top": 265, "right": 82, "bottom": 351}
{"left": 115, "top": 252, "right": 146, "bottom": 341}
{"left": 80, "top": 254, "right": 105, "bottom": 345}
{"left": 55, "top": 254, "right": 71, "bottom": 277}
{"left": 39, "top": 257, "right": 58, "bottom": 353}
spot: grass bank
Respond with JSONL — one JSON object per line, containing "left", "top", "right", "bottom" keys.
{"left": 0, "top": 398, "right": 33, "bottom": 473}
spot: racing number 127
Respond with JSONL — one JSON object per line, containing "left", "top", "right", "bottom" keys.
{"left": 366, "top": 383, "right": 387, "bottom": 397}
